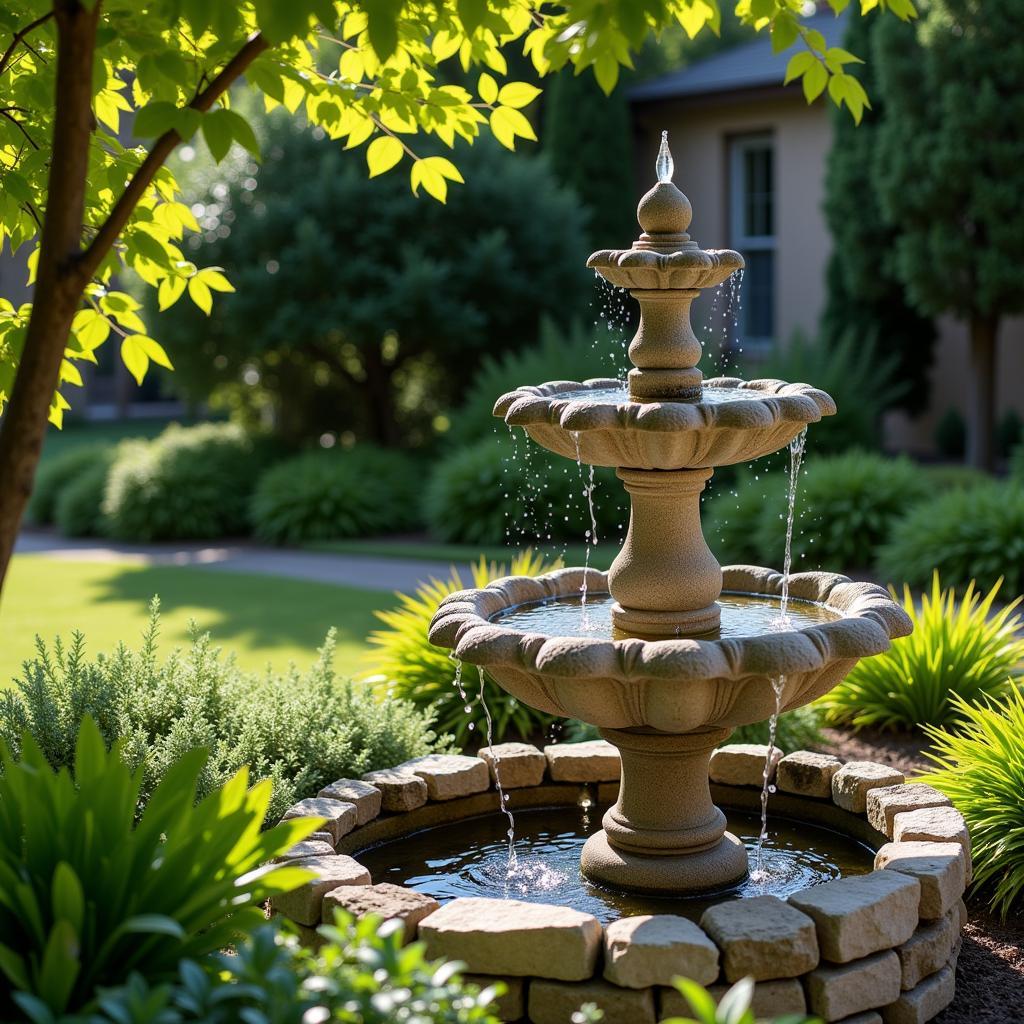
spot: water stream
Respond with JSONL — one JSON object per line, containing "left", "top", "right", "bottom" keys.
{"left": 779, "top": 427, "right": 808, "bottom": 623}
{"left": 571, "top": 431, "right": 600, "bottom": 627}
{"left": 475, "top": 666, "right": 518, "bottom": 878}
{"left": 751, "top": 674, "right": 787, "bottom": 882}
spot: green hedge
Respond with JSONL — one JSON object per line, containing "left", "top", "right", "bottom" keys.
{"left": 27, "top": 445, "right": 109, "bottom": 526}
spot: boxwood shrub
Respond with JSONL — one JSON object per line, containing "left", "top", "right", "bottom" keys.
{"left": 27, "top": 444, "right": 109, "bottom": 526}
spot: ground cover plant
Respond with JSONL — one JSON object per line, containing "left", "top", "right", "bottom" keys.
{"left": 0, "top": 605, "right": 448, "bottom": 822}
{"left": 0, "top": 718, "right": 317, "bottom": 1018}
{"left": 369, "top": 550, "right": 561, "bottom": 744}
{"left": 819, "top": 575, "right": 1024, "bottom": 731}
{"left": 920, "top": 687, "right": 1024, "bottom": 920}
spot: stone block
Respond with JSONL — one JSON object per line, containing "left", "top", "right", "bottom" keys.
{"left": 831, "top": 762, "right": 905, "bottom": 815}
{"left": 834, "top": 1014, "right": 882, "bottom": 1024}
{"left": 700, "top": 895, "right": 818, "bottom": 980}
{"left": 891, "top": 807, "right": 972, "bottom": 879}
{"left": 696, "top": 979, "right": 806, "bottom": 1018}
{"left": 957, "top": 899, "right": 968, "bottom": 930}
{"left": 398, "top": 754, "right": 490, "bottom": 801}
{"left": 529, "top": 978, "right": 656, "bottom": 1024}
{"left": 360, "top": 768, "right": 429, "bottom": 812}
{"left": 322, "top": 882, "right": 439, "bottom": 943}
{"left": 789, "top": 871, "right": 920, "bottom": 963}
{"left": 418, "top": 897, "right": 601, "bottom": 980}
{"left": 709, "top": 744, "right": 781, "bottom": 788}
{"left": 603, "top": 914, "right": 719, "bottom": 988}
{"left": 478, "top": 742, "right": 547, "bottom": 788}
{"left": 805, "top": 949, "right": 901, "bottom": 1021}
{"left": 270, "top": 855, "right": 370, "bottom": 926}
{"left": 463, "top": 975, "right": 525, "bottom": 1022}
{"left": 274, "top": 839, "right": 336, "bottom": 863}
{"left": 309, "top": 830, "right": 334, "bottom": 845}
{"left": 880, "top": 964, "right": 955, "bottom": 1024}
{"left": 777, "top": 751, "right": 844, "bottom": 798}
{"left": 281, "top": 797, "right": 357, "bottom": 844}
{"left": 895, "top": 912, "right": 956, "bottom": 992}
{"left": 318, "top": 778, "right": 382, "bottom": 825}
{"left": 544, "top": 741, "right": 620, "bottom": 782}
{"left": 874, "top": 841, "right": 966, "bottom": 919}
{"left": 866, "top": 785, "right": 951, "bottom": 838}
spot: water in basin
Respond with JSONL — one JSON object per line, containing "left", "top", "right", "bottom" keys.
{"left": 491, "top": 592, "right": 840, "bottom": 640}
{"left": 550, "top": 384, "right": 774, "bottom": 406}
{"left": 357, "top": 805, "right": 874, "bottom": 925}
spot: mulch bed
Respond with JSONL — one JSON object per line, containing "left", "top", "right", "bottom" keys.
{"left": 821, "top": 726, "right": 1024, "bottom": 1024}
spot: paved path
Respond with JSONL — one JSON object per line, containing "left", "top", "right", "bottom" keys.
{"left": 14, "top": 530, "right": 474, "bottom": 593}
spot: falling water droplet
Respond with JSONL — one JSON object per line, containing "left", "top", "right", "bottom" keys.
{"left": 656, "top": 130, "right": 674, "bottom": 184}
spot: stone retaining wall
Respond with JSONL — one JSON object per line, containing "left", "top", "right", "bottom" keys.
{"left": 270, "top": 742, "right": 969, "bottom": 1024}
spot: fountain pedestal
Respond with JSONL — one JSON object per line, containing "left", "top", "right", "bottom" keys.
{"left": 582, "top": 726, "right": 748, "bottom": 894}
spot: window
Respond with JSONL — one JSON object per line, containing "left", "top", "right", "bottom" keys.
{"left": 729, "top": 134, "right": 775, "bottom": 349}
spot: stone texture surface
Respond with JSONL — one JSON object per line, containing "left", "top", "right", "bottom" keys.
{"left": 658, "top": 979, "right": 807, "bottom": 1019}
{"left": 270, "top": 855, "right": 370, "bottom": 926}
{"left": 463, "top": 975, "right": 525, "bottom": 1022}
{"left": 529, "top": 978, "right": 656, "bottom": 1024}
{"left": 478, "top": 742, "right": 547, "bottom": 788}
{"left": 875, "top": 841, "right": 966, "bottom": 920}
{"left": 834, "top": 1014, "right": 882, "bottom": 1024}
{"left": 360, "top": 768, "right": 428, "bottom": 812}
{"left": 309, "top": 830, "right": 334, "bottom": 845}
{"left": 544, "top": 740, "right": 620, "bottom": 782}
{"left": 281, "top": 797, "right": 357, "bottom": 844}
{"left": 880, "top": 963, "right": 956, "bottom": 1024}
{"left": 274, "top": 839, "right": 336, "bottom": 863}
{"left": 895, "top": 912, "right": 957, "bottom": 992}
{"left": 418, "top": 898, "right": 601, "bottom": 980}
{"left": 805, "top": 949, "right": 901, "bottom": 1021}
{"left": 789, "top": 871, "right": 920, "bottom": 963}
{"left": 709, "top": 743, "right": 781, "bottom": 787}
{"left": 700, "top": 895, "right": 819, "bottom": 980}
{"left": 317, "top": 778, "right": 382, "bottom": 825}
{"left": 603, "top": 914, "right": 718, "bottom": 988}
{"left": 831, "top": 762, "right": 905, "bottom": 815}
{"left": 866, "top": 785, "right": 951, "bottom": 838}
{"left": 399, "top": 754, "right": 490, "bottom": 800}
{"left": 891, "top": 807, "right": 971, "bottom": 877}
{"left": 777, "top": 751, "right": 843, "bottom": 798}
{"left": 321, "top": 883, "right": 439, "bottom": 943}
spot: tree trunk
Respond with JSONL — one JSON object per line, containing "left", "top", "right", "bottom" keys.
{"left": 0, "top": 1, "right": 99, "bottom": 597}
{"left": 363, "top": 347, "right": 400, "bottom": 447}
{"left": 966, "top": 314, "right": 999, "bottom": 472}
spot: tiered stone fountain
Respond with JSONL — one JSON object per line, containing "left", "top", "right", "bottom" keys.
{"left": 429, "top": 135, "right": 913, "bottom": 896}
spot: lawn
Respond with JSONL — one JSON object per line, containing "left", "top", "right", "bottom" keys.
{"left": 0, "top": 554, "right": 382, "bottom": 687}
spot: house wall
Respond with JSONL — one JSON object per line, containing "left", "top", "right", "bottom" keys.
{"left": 631, "top": 92, "right": 1024, "bottom": 457}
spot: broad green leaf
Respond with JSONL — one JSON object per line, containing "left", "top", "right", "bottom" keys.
{"left": 802, "top": 61, "right": 829, "bottom": 103}
{"left": 121, "top": 335, "right": 173, "bottom": 385}
{"left": 188, "top": 276, "right": 213, "bottom": 314}
{"left": 201, "top": 109, "right": 234, "bottom": 163}
{"left": 118, "top": 914, "right": 187, "bottom": 938}
{"left": 489, "top": 106, "right": 537, "bottom": 150}
{"left": 37, "top": 921, "right": 79, "bottom": 1014}
{"left": 784, "top": 51, "right": 816, "bottom": 85}
{"left": 157, "top": 275, "right": 186, "bottom": 311}
{"left": 496, "top": 82, "right": 541, "bottom": 109}
{"left": 366, "top": 135, "right": 404, "bottom": 177}
{"left": 594, "top": 53, "right": 619, "bottom": 95}
{"left": 132, "top": 101, "right": 179, "bottom": 139}
{"left": 197, "top": 268, "right": 234, "bottom": 293}
{"left": 51, "top": 864, "right": 85, "bottom": 936}
{"left": 219, "top": 109, "right": 261, "bottom": 157}
{"left": 477, "top": 72, "right": 498, "bottom": 104}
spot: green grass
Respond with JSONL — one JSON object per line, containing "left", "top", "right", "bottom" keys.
{"left": 0, "top": 555, "right": 380, "bottom": 688}
{"left": 307, "top": 537, "right": 622, "bottom": 571}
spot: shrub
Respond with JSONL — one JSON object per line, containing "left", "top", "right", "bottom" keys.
{"left": 1010, "top": 442, "right": 1024, "bottom": 482}
{"left": 103, "top": 422, "right": 272, "bottom": 541}
{"left": 819, "top": 575, "right": 1024, "bottom": 731}
{"left": 997, "top": 409, "right": 1023, "bottom": 458}
{"left": 62, "top": 915, "right": 501, "bottom": 1024}
{"left": 0, "top": 718, "right": 315, "bottom": 1018}
{"left": 0, "top": 606, "right": 449, "bottom": 823}
{"left": 27, "top": 444, "right": 109, "bottom": 526}
{"left": 250, "top": 446, "right": 419, "bottom": 545}
{"left": 880, "top": 481, "right": 1024, "bottom": 595}
{"left": 705, "top": 451, "right": 930, "bottom": 571}
{"left": 53, "top": 448, "right": 117, "bottom": 537}
{"left": 934, "top": 407, "right": 967, "bottom": 459}
{"left": 369, "top": 551, "right": 563, "bottom": 745}
{"left": 427, "top": 433, "right": 625, "bottom": 546}
{"left": 919, "top": 688, "right": 1024, "bottom": 920}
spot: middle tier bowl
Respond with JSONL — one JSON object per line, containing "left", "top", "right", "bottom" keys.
{"left": 493, "top": 377, "right": 836, "bottom": 470}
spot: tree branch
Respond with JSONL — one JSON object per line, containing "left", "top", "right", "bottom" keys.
{"left": 0, "top": 108, "right": 39, "bottom": 148}
{"left": 77, "top": 31, "right": 269, "bottom": 282}
{"left": 0, "top": 10, "right": 54, "bottom": 75}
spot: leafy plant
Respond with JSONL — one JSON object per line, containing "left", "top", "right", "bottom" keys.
{"left": 369, "top": 551, "right": 563, "bottom": 744}
{"left": 920, "top": 688, "right": 1024, "bottom": 920}
{"left": 54, "top": 449, "right": 117, "bottom": 538}
{"left": 427, "top": 433, "right": 625, "bottom": 547}
{"left": 0, "top": 605, "right": 448, "bottom": 824}
{"left": 934, "top": 408, "right": 967, "bottom": 460}
{"left": 250, "top": 446, "right": 420, "bottom": 545}
{"left": 0, "top": 718, "right": 317, "bottom": 1018}
{"left": 1009, "top": 442, "right": 1024, "bottom": 483}
{"left": 820, "top": 575, "right": 1024, "bottom": 731}
{"left": 880, "top": 482, "right": 1024, "bottom": 595}
{"left": 664, "top": 976, "right": 814, "bottom": 1024}
{"left": 103, "top": 423, "right": 275, "bottom": 541}
{"left": 27, "top": 445, "right": 110, "bottom": 527}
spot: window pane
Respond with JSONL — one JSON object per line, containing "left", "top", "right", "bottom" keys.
{"left": 743, "top": 249, "right": 774, "bottom": 341}
{"left": 741, "top": 144, "right": 774, "bottom": 239}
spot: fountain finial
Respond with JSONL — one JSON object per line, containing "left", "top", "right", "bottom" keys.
{"left": 636, "top": 130, "right": 691, "bottom": 240}
{"left": 656, "top": 130, "right": 674, "bottom": 183}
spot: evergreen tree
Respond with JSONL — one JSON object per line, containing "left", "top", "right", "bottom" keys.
{"left": 821, "top": 12, "right": 935, "bottom": 417}
{"left": 873, "top": 0, "right": 1024, "bottom": 469}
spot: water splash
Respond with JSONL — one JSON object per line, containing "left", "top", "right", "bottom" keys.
{"left": 475, "top": 666, "right": 518, "bottom": 878}
{"left": 778, "top": 427, "right": 808, "bottom": 625}
{"left": 571, "top": 431, "right": 600, "bottom": 627}
{"left": 751, "top": 673, "right": 786, "bottom": 882}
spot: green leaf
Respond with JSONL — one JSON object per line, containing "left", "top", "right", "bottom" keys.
{"left": 364, "top": 0, "right": 402, "bottom": 60}
{"left": 784, "top": 51, "right": 816, "bottom": 85}
{"left": 51, "top": 863, "right": 84, "bottom": 936}
{"left": 158, "top": 276, "right": 187, "bottom": 311}
{"left": 366, "top": 135, "right": 404, "bottom": 177}
{"left": 802, "top": 62, "right": 829, "bottom": 103}
{"left": 496, "top": 82, "right": 541, "bottom": 109}
{"left": 121, "top": 335, "right": 174, "bottom": 385}
{"left": 219, "top": 109, "right": 261, "bottom": 157}
{"left": 188, "top": 277, "right": 213, "bottom": 314}
{"left": 196, "top": 268, "right": 234, "bottom": 293}
{"left": 37, "top": 921, "right": 79, "bottom": 1014}
{"left": 118, "top": 914, "right": 187, "bottom": 939}
{"left": 201, "top": 109, "right": 234, "bottom": 163}
{"left": 674, "top": 977, "right": 718, "bottom": 1024}
{"left": 489, "top": 106, "right": 536, "bottom": 150}
{"left": 771, "top": 13, "right": 799, "bottom": 54}
{"left": 133, "top": 101, "right": 179, "bottom": 139}
{"left": 478, "top": 73, "right": 498, "bottom": 105}
{"left": 457, "top": 0, "right": 487, "bottom": 34}
{"left": 410, "top": 156, "right": 464, "bottom": 203}
{"left": 593, "top": 53, "right": 619, "bottom": 95}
